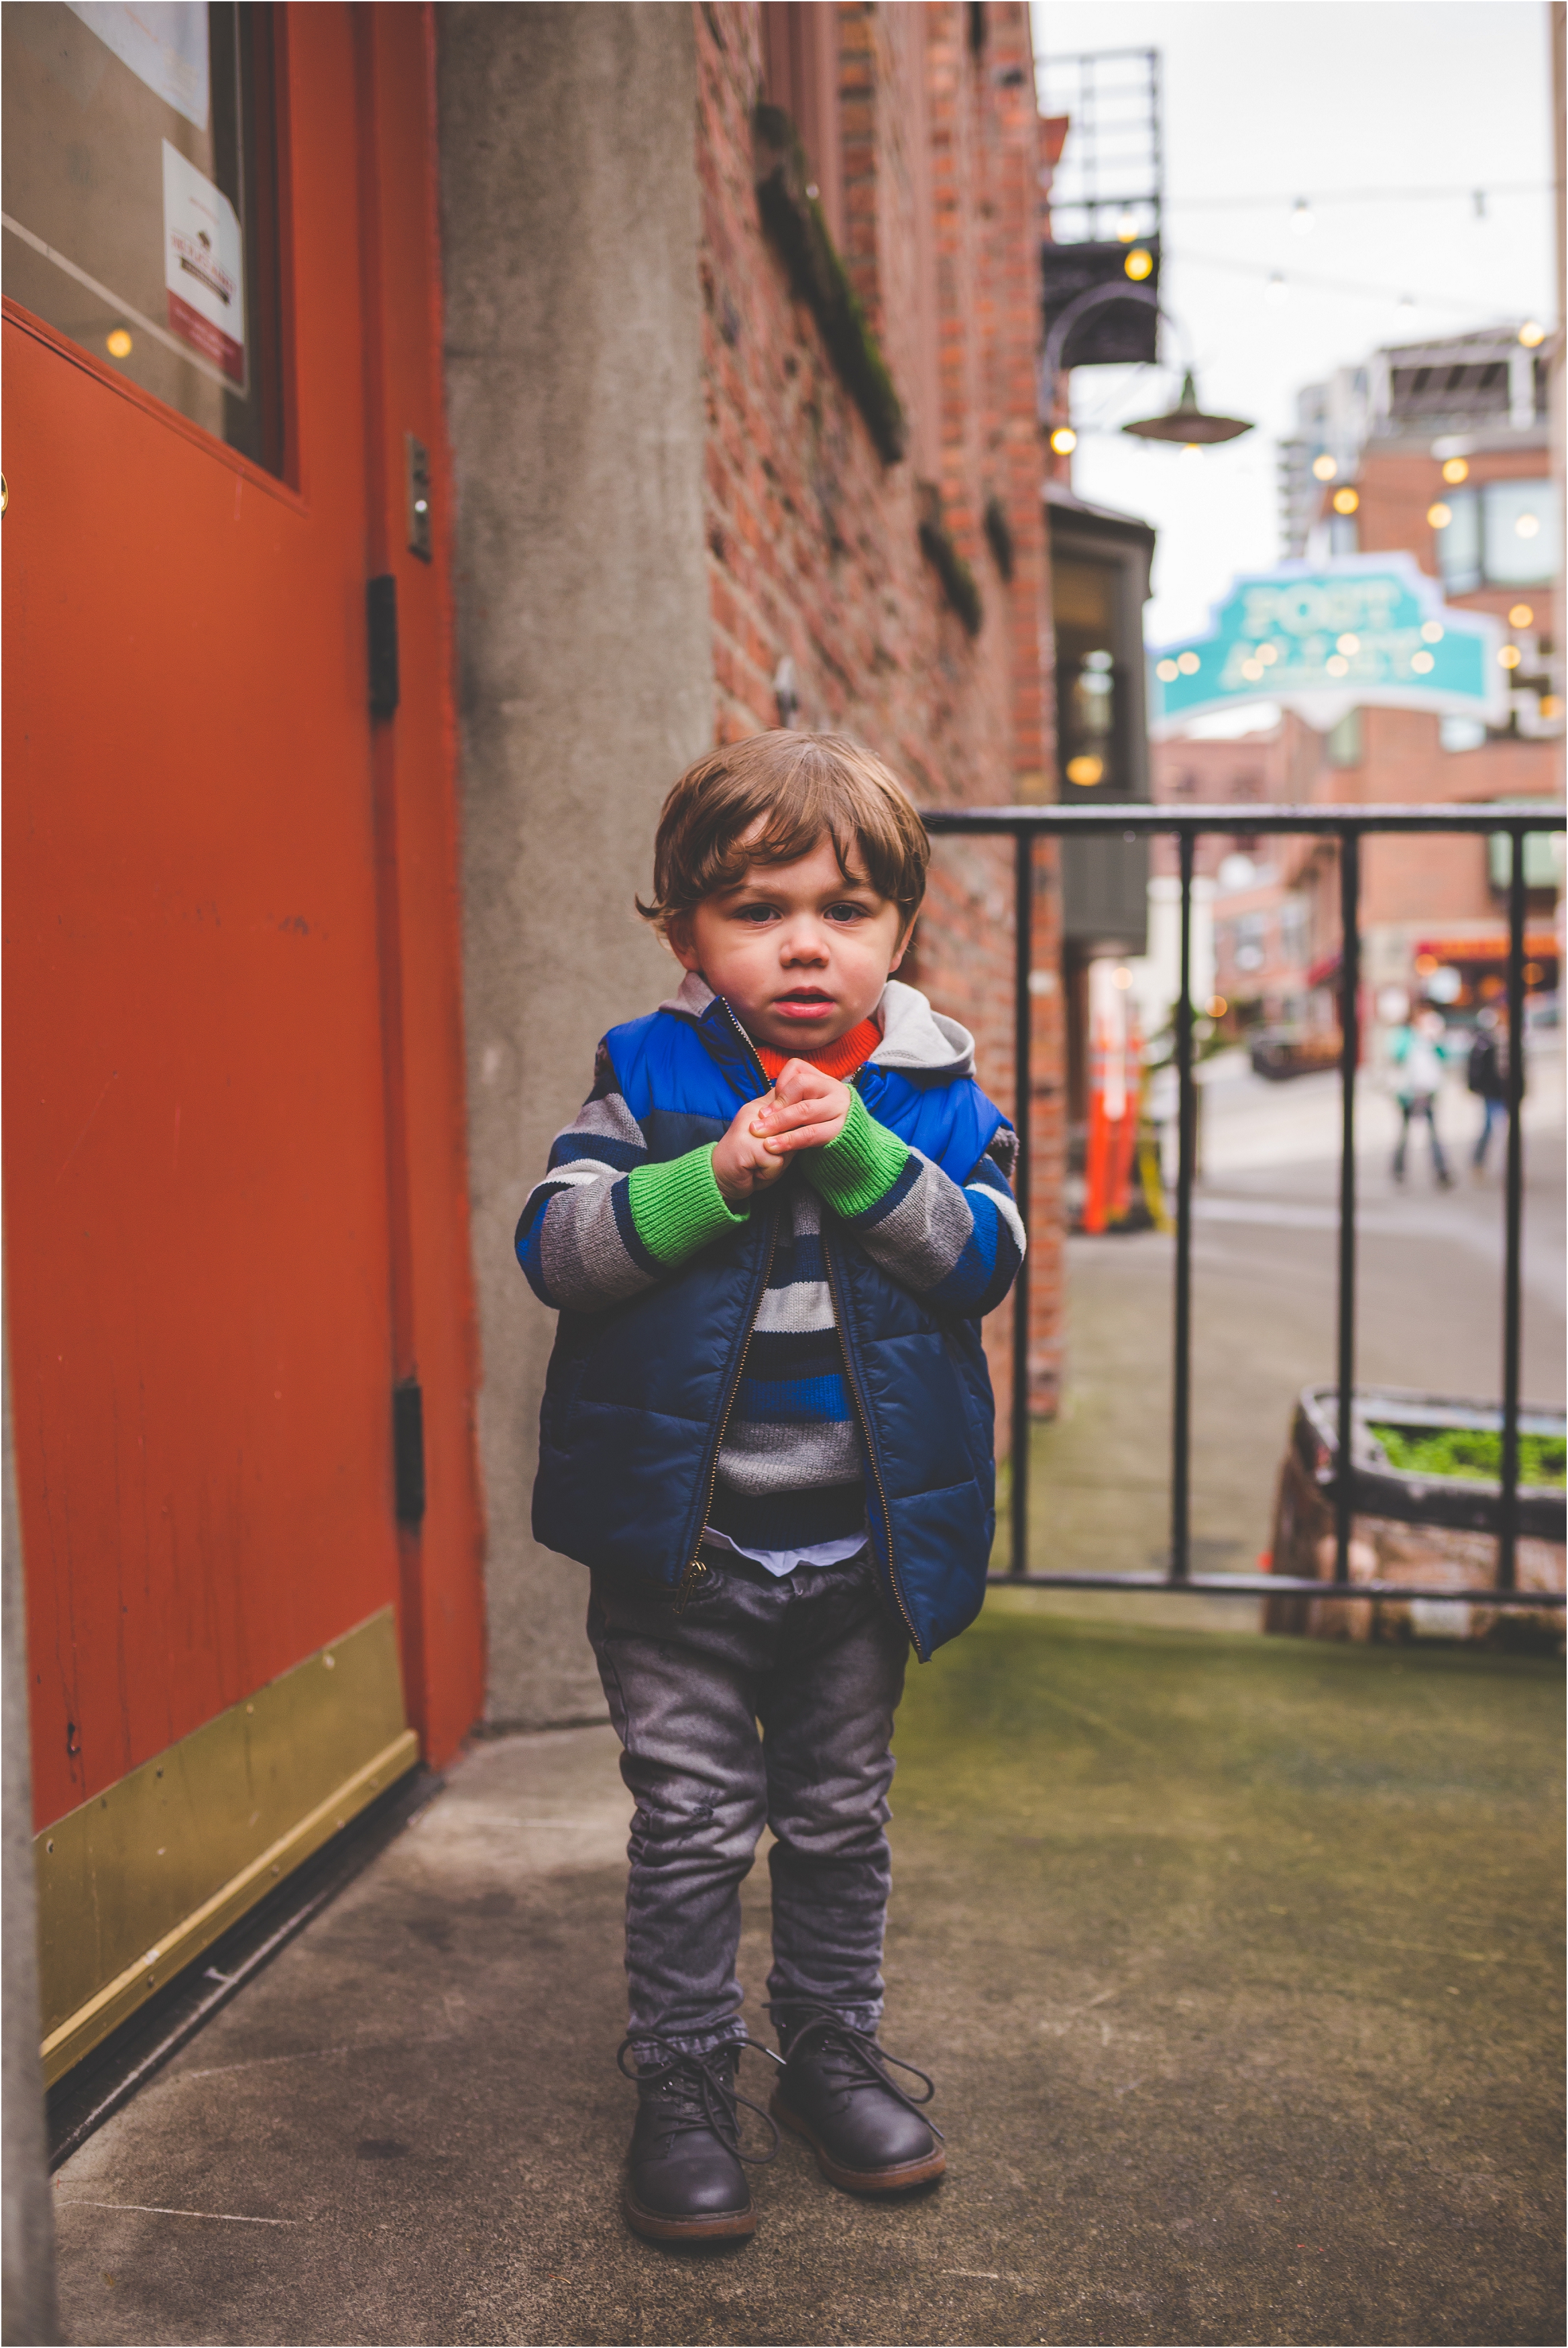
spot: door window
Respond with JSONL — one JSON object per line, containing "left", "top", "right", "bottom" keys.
{"left": 3, "top": 3, "right": 284, "bottom": 475}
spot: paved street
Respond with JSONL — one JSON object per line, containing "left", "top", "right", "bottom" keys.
{"left": 52, "top": 1620, "right": 1562, "bottom": 2347}
{"left": 1023, "top": 1040, "right": 1565, "bottom": 1630}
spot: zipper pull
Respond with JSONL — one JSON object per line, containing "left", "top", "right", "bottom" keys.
{"left": 675, "top": 1554, "right": 708, "bottom": 1613}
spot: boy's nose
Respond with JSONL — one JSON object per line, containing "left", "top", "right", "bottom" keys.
{"left": 780, "top": 923, "right": 829, "bottom": 961}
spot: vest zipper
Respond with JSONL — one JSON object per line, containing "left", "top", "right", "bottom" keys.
{"left": 677, "top": 1206, "right": 779, "bottom": 1610}
{"left": 678, "top": 1000, "right": 779, "bottom": 1612}
{"left": 821, "top": 1226, "right": 923, "bottom": 1658}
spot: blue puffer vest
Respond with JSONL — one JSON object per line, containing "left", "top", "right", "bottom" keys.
{"left": 531, "top": 992, "right": 1010, "bottom": 1659}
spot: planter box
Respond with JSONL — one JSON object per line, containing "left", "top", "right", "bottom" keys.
{"left": 1264, "top": 1385, "right": 1566, "bottom": 1645}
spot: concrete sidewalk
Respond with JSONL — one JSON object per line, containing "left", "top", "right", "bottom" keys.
{"left": 52, "top": 1610, "right": 1563, "bottom": 2347}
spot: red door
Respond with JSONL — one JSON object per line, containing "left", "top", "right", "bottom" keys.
{"left": 3, "top": 3, "right": 483, "bottom": 2071}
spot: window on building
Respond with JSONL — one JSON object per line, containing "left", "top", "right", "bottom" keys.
{"left": 1055, "top": 555, "right": 1129, "bottom": 793}
{"left": 1441, "top": 716, "right": 1488, "bottom": 753}
{"left": 3, "top": 2, "right": 286, "bottom": 476}
{"left": 1436, "top": 480, "right": 1558, "bottom": 592}
{"left": 1326, "top": 708, "right": 1362, "bottom": 767}
{"left": 1481, "top": 479, "right": 1560, "bottom": 587}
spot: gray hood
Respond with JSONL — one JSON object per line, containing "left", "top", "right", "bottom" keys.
{"left": 657, "top": 970, "right": 975, "bottom": 1079}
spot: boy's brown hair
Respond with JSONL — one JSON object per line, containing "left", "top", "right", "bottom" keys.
{"left": 638, "top": 731, "right": 930, "bottom": 937}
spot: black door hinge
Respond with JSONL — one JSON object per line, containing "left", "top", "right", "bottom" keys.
{"left": 392, "top": 1377, "right": 425, "bottom": 1526}
{"left": 368, "top": 574, "right": 400, "bottom": 719}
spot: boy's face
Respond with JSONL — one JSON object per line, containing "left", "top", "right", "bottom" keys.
{"left": 671, "top": 831, "right": 908, "bottom": 1053}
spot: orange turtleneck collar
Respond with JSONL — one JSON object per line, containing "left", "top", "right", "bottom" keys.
{"left": 753, "top": 1014, "right": 883, "bottom": 1085}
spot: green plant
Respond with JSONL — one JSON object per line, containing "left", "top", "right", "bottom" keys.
{"left": 916, "top": 484, "right": 984, "bottom": 637}
{"left": 983, "top": 493, "right": 1014, "bottom": 581}
{"left": 753, "top": 105, "right": 908, "bottom": 466}
{"left": 1369, "top": 1423, "right": 1567, "bottom": 1487}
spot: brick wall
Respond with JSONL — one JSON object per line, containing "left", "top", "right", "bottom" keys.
{"left": 693, "top": 1, "right": 1063, "bottom": 1422}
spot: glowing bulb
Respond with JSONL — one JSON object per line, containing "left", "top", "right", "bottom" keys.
{"left": 1110, "top": 965, "right": 1133, "bottom": 989}
{"left": 1066, "top": 755, "right": 1105, "bottom": 787}
{"left": 1332, "top": 488, "right": 1359, "bottom": 515}
{"left": 1291, "top": 197, "right": 1314, "bottom": 235}
{"left": 1427, "top": 502, "right": 1452, "bottom": 529}
{"left": 1410, "top": 651, "right": 1434, "bottom": 674}
{"left": 1181, "top": 441, "right": 1201, "bottom": 459}
{"left": 1518, "top": 320, "right": 1546, "bottom": 348}
{"left": 1312, "top": 453, "right": 1337, "bottom": 481}
{"left": 1241, "top": 659, "right": 1264, "bottom": 680}
{"left": 1115, "top": 207, "right": 1138, "bottom": 242}
{"left": 1177, "top": 651, "right": 1200, "bottom": 676}
{"left": 1420, "top": 620, "right": 1444, "bottom": 643}
{"left": 1541, "top": 695, "right": 1562, "bottom": 721}
{"left": 1509, "top": 604, "right": 1534, "bottom": 629}
{"left": 1337, "top": 634, "right": 1359, "bottom": 655}
{"left": 1257, "top": 642, "right": 1278, "bottom": 665}
{"left": 105, "top": 328, "right": 133, "bottom": 359}
{"left": 1499, "top": 645, "right": 1522, "bottom": 668}
{"left": 1516, "top": 513, "right": 1540, "bottom": 538}
{"left": 1050, "top": 426, "right": 1077, "bottom": 454}
{"left": 1441, "top": 457, "right": 1469, "bottom": 484}
{"left": 1156, "top": 659, "right": 1180, "bottom": 682}
{"left": 1209, "top": 996, "right": 1228, "bottom": 1018}
{"left": 1123, "top": 248, "right": 1154, "bottom": 282}
{"left": 1325, "top": 655, "right": 1349, "bottom": 677}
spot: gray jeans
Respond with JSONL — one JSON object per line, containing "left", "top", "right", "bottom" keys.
{"left": 587, "top": 1545, "right": 909, "bottom": 2057}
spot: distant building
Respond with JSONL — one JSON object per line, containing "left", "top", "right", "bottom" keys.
{"left": 1164, "top": 323, "right": 1563, "bottom": 1053}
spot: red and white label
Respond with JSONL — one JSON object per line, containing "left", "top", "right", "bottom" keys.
{"left": 162, "top": 140, "right": 245, "bottom": 389}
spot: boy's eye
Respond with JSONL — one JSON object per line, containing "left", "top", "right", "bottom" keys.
{"left": 734, "top": 903, "right": 780, "bottom": 924}
{"left": 825, "top": 902, "right": 871, "bottom": 923}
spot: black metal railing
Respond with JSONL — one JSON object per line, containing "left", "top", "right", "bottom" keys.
{"left": 921, "top": 802, "right": 1567, "bottom": 1610}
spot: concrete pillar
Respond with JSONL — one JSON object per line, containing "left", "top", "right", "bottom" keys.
{"left": 438, "top": 4, "right": 714, "bottom": 1725}
{"left": 3, "top": 1320, "right": 58, "bottom": 2347}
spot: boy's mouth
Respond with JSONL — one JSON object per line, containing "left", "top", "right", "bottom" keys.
{"left": 774, "top": 988, "right": 836, "bottom": 1020}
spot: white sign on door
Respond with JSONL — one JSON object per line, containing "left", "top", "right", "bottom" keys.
{"left": 162, "top": 140, "right": 245, "bottom": 388}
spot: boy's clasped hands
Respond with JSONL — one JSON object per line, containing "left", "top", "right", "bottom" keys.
{"left": 711, "top": 1060, "right": 851, "bottom": 1204}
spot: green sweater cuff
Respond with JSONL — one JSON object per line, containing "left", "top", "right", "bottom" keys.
{"left": 626, "top": 1146, "right": 748, "bottom": 1265}
{"left": 805, "top": 1088, "right": 911, "bottom": 1220}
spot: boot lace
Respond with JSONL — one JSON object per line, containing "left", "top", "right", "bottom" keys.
{"left": 616, "top": 2035, "right": 780, "bottom": 2164}
{"left": 767, "top": 2002, "right": 945, "bottom": 2142}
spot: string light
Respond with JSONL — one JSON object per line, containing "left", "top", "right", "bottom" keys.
{"left": 1411, "top": 651, "right": 1434, "bottom": 674}
{"left": 1050, "top": 427, "right": 1077, "bottom": 454}
{"left": 1518, "top": 321, "right": 1546, "bottom": 347}
{"left": 1420, "top": 621, "right": 1444, "bottom": 643}
{"left": 105, "top": 328, "right": 132, "bottom": 359}
{"left": 1442, "top": 457, "right": 1469, "bottom": 484}
{"left": 1312, "top": 453, "right": 1337, "bottom": 480}
{"left": 1115, "top": 207, "right": 1138, "bottom": 242}
{"left": 1333, "top": 487, "right": 1359, "bottom": 515}
{"left": 1123, "top": 247, "right": 1154, "bottom": 281}
{"left": 1499, "top": 645, "right": 1522, "bottom": 669}
{"left": 1509, "top": 604, "right": 1534, "bottom": 628}
{"left": 1427, "top": 502, "right": 1453, "bottom": 529}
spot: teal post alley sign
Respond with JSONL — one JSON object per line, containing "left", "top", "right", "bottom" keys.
{"left": 1148, "top": 553, "right": 1506, "bottom": 735}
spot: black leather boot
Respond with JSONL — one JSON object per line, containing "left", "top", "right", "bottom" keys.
{"left": 769, "top": 2005, "right": 946, "bottom": 2194}
{"left": 617, "top": 2038, "right": 778, "bottom": 2243}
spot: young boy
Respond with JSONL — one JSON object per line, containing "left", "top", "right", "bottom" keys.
{"left": 515, "top": 732, "right": 1023, "bottom": 2244}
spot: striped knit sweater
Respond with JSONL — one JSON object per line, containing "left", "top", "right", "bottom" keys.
{"left": 516, "top": 976, "right": 1025, "bottom": 1550}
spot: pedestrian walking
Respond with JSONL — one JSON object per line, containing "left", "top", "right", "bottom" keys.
{"left": 1389, "top": 1007, "right": 1455, "bottom": 1186}
{"left": 514, "top": 733, "right": 1023, "bottom": 2245}
{"left": 1467, "top": 1004, "right": 1522, "bottom": 1173}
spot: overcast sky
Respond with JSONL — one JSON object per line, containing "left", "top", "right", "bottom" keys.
{"left": 1030, "top": 1, "right": 1559, "bottom": 653}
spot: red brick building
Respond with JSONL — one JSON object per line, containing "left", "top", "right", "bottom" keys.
{"left": 695, "top": 0, "right": 1065, "bottom": 1409}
